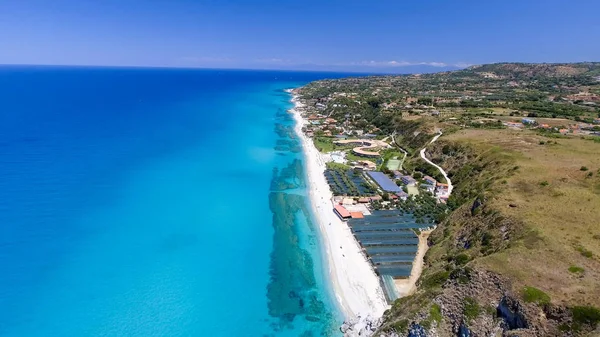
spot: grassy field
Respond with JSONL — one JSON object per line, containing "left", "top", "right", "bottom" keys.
{"left": 444, "top": 129, "right": 600, "bottom": 307}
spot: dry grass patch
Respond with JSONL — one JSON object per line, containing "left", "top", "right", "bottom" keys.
{"left": 446, "top": 129, "right": 600, "bottom": 306}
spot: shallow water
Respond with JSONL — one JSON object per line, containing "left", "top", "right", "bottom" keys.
{"left": 0, "top": 66, "right": 348, "bottom": 336}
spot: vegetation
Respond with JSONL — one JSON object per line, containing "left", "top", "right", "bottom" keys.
{"left": 463, "top": 297, "right": 481, "bottom": 322}
{"left": 313, "top": 136, "right": 335, "bottom": 152}
{"left": 429, "top": 303, "right": 442, "bottom": 323}
{"left": 571, "top": 306, "right": 600, "bottom": 329}
{"left": 297, "top": 62, "right": 600, "bottom": 336}
{"left": 522, "top": 286, "right": 551, "bottom": 306}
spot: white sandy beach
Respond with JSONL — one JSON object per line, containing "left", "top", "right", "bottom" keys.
{"left": 289, "top": 93, "right": 389, "bottom": 321}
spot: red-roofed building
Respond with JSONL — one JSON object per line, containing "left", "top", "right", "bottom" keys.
{"left": 350, "top": 212, "right": 364, "bottom": 219}
{"left": 334, "top": 205, "right": 351, "bottom": 220}
{"left": 423, "top": 176, "right": 437, "bottom": 185}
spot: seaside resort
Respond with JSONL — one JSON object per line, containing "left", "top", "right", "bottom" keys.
{"left": 299, "top": 102, "right": 451, "bottom": 303}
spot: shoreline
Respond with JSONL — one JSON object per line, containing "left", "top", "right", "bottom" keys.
{"left": 287, "top": 90, "right": 389, "bottom": 322}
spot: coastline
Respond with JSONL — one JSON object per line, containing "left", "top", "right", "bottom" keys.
{"left": 287, "top": 90, "right": 389, "bottom": 323}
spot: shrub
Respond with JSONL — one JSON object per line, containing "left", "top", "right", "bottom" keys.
{"left": 450, "top": 267, "right": 472, "bottom": 284}
{"left": 568, "top": 265, "right": 585, "bottom": 274}
{"left": 576, "top": 246, "right": 594, "bottom": 258}
{"left": 580, "top": 166, "right": 589, "bottom": 171}
{"left": 572, "top": 306, "right": 600, "bottom": 328}
{"left": 454, "top": 253, "right": 470, "bottom": 265}
{"left": 430, "top": 304, "right": 443, "bottom": 323}
{"left": 539, "top": 180, "right": 549, "bottom": 187}
{"left": 421, "top": 271, "right": 450, "bottom": 289}
{"left": 463, "top": 297, "right": 481, "bottom": 322}
{"left": 522, "top": 286, "right": 551, "bottom": 305}
{"left": 392, "top": 319, "right": 409, "bottom": 333}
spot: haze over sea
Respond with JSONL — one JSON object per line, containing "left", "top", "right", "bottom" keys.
{"left": 0, "top": 66, "right": 350, "bottom": 336}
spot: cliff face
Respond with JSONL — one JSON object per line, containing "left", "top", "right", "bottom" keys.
{"left": 376, "top": 138, "right": 600, "bottom": 337}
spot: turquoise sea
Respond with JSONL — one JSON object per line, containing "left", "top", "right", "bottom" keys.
{"left": 0, "top": 66, "right": 352, "bottom": 336}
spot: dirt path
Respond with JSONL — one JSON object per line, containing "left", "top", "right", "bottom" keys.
{"left": 394, "top": 230, "right": 433, "bottom": 297}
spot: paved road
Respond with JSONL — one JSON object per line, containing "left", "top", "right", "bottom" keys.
{"left": 419, "top": 132, "right": 453, "bottom": 196}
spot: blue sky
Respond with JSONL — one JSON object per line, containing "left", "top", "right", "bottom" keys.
{"left": 0, "top": 0, "right": 598, "bottom": 72}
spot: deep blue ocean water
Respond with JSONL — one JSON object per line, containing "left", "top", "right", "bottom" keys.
{"left": 0, "top": 66, "right": 352, "bottom": 336}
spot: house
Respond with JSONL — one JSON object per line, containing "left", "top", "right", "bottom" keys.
{"left": 522, "top": 118, "right": 536, "bottom": 125}
{"left": 357, "top": 160, "right": 377, "bottom": 171}
{"left": 393, "top": 171, "right": 403, "bottom": 179}
{"left": 421, "top": 183, "right": 436, "bottom": 194}
{"left": 369, "top": 195, "right": 383, "bottom": 201}
{"left": 436, "top": 182, "right": 449, "bottom": 195}
{"left": 396, "top": 191, "right": 409, "bottom": 200}
{"left": 334, "top": 205, "right": 351, "bottom": 220}
{"left": 423, "top": 176, "right": 437, "bottom": 186}
{"left": 401, "top": 175, "right": 417, "bottom": 186}
{"left": 358, "top": 197, "right": 370, "bottom": 203}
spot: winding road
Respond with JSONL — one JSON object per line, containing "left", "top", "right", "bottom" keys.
{"left": 419, "top": 132, "right": 453, "bottom": 196}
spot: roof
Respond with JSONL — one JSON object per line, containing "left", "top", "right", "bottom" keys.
{"left": 423, "top": 176, "right": 437, "bottom": 183}
{"left": 342, "top": 198, "right": 355, "bottom": 205}
{"left": 358, "top": 197, "right": 370, "bottom": 203}
{"left": 334, "top": 204, "right": 351, "bottom": 218}
{"left": 350, "top": 212, "right": 364, "bottom": 219}
{"left": 367, "top": 171, "right": 402, "bottom": 193}
{"left": 436, "top": 182, "right": 448, "bottom": 187}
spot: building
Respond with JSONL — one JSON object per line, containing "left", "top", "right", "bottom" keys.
{"left": 436, "top": 183, "right": 449, "bottom": 196}
{"left": 342, "top": 198, "right": 355, "bottom": 205}
{"left": 367, "top": 171, "right": 402, "bottom": 193}
{"left": 503, "top": 122, "right": 524, "bottom": 129}
{"left": 401, "top": 175, "right": 417, "bottom": 186}
{"left": 396, "top": 191, "right": 409, "bottom": 200}
{"left": 355, "top": 160, "right": 376, "bottom": 171}
{"left": 423, "top": 176, "right": 437, "bottom": 186}
{"left": 522, "top": 118, "right": 536, "bottom": 125}
{"left": 334, "top": 204, "right": 351, "bottom": 220}
{"left": 350, "top": 212, "right": 364, "bottom": 219}
{"left": 421, "top": 183, "right": 436, "bottom": 194}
